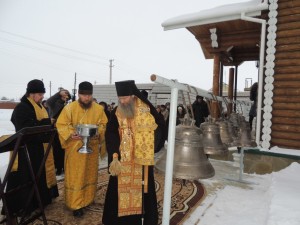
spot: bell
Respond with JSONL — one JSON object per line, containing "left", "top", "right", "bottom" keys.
{"left": 216, "top": 120, "right": 234, "bottom": 146}
{"left": 238, "top": 114, "right": 246, "bottom": 123}
{"left": 227, "top": 119, "right": 238, "bottom": 138}
{"left": 200, "top": 121, "right": 228, "bottom": 155}
{"left": 235, "top": 120, "right": 257, "bottom": 147}
{"left": 229, "top": 112, "right": 240, "bottom": 129}
{"left": 155, "top": 121, "right": 215, "bottom": 180}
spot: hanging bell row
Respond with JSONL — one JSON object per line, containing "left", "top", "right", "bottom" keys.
{"left": 155, "top": 119, "right": 215, "bottom": 180}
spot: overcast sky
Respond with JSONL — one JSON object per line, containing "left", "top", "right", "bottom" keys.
{"left": 0, "top": 0, "right": 258, "bottom": 100}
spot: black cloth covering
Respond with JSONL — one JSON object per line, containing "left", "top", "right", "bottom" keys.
{"left": 78, "top": 81, "right": 93, "bottom": 95}
{"left": 3, "top": 95, "right": 59, "bottom": 217}
{"left": 26, "top": 79, "right": 45, "bottom": 94}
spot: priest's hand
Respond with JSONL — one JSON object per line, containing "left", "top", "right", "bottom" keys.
{"left": 71, "top": 133, "right": 82, "bottom": 140}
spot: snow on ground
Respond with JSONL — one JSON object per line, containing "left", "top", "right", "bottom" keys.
{"left": 184, "top": 163, "right": 300, "bottom": 225}
{"left": 269, "top": 146, "right": 300, "bottom": 157}
{"left": 0, "top": 109, "right": 14, "bottom": 180}
{"left": 1, "top": 109, "right": 300, "bottom": 225}
{"left": 267, "top": 163, "right": 300, "bottom": 225}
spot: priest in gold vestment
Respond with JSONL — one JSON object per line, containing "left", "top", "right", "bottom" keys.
{"left": 56, "top": 81, "right": 107, "bottom": 217}
{"left": 102, "top": 80, "right": 166, "bottom": 225}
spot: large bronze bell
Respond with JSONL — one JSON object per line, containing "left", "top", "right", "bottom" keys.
{"left": 235, "top": 120, "right": 257, "bottom": 147}
{"left": 216, "top": 120, "right": 234, "bottom": 146}
{"left": 200, "top": 121, "right": 228, "bottom": 155}
{"left": 155, "top": 121, "right": 215, "bottom": 180}
{"left": 229, "top": 112, "right": 240, "bottom": 129}
{"left": 227, "top": 119, "right": 238, "bottom": 138}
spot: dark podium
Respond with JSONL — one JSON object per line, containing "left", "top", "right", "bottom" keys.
{"left": 0, "top": 125, "right": 56, "bottom": 225}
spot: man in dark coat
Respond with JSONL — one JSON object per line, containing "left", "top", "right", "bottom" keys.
{"left": 102, "top": 80, "right": 166, "bottom": 225}
{"left": 249, "top": 82, "right": 258, "bottom": 130}
{"left": 192, "top": 95, "right": 209, "bottom": 127}
{"left": 4, "top": 79, "right": 59, "bottom": 218}
{"left": 46, "top": 88, "right": 71, "bottom": 175}
{"left": 46, "top": 89, "right": 70, "bottom": 120}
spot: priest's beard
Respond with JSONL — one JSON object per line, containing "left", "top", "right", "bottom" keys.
{"left": 78, "top": 98, "right": 93, "bottom": 109}
{"left": 118, "top": 98, "right": 135, "bottom": 119}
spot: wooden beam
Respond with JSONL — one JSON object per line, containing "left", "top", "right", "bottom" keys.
{"left": 273, "top": 102, "right": 300, "bottom": 110}
{"left": 276, "top": 43, "right": 300, "bottom": 53}
{"left": 275, "top": 66, "right": 300, "bottom": 74}
{"left": 272, "top": 109, "right": 300, "bottom": 117}
{"left": 276, "top": 51, "right": 300, "bottom": 59}
{"left": 203, "top": 47, "right": 259, "bottom": 62}
{"left": 278, "top": 0, "right": 300, "bottom": 9}
{"left": 275, "top": 59, "right": 300, "bottom": 67}
{"left": 196, "top": 31, "right": 260, "bottom": 42}
{"left": 272, "top": 117, "right": 300, "bottom": 125}
{"left": 197, "top": 37, "right": 258, "bottom": 49}
{"left": 271, "top": 138, "right": 300, "bottom": 149}
{"left": 277, "top": 21, "right": 300, "bottom": 31}
{"left": 273, "top": 96, "right": 300, "bottom": 103}
{"left": 274, "top": 88, "right": 300, "bottom": 96}
{"left": 278, "top": 6, "right": 300, "bottom": 17}
{"left": 274, "top": 81, "right": 300, "bottom": 88}
{"left": 272, "top": 124, "right": 300, "bottom": 133}
{"left": 277, "top": 14, "right": 300, "bottom": 24}
{"left": 271, "top": 131, "right": 300, "bottom": 140}
{"left": 277, "top": 28, "right": 300, "bottom": 38}
{"left": 274, "top": 74, "right": 300, "bottom": 81}
{"left": 228, "top": 68, "right": 234, "bottom": 115}
{"left": 212, "top": 54, "right": 220, "bottom": 119}
{"left": 276, "top": 36, "right": 300, "bottom": 46}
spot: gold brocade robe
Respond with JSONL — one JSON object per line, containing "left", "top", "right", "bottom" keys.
{"left": 116, "top": 98, "right": 157, "bottom": 216}
{"left": 56, "top": 101, "right": 107, "bottom": 210}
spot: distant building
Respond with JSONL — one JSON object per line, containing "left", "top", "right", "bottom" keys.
{"left": 93, "top": 83, "right": 251, "bottom": 116}
{"left": 0, "top": 101, "right": 18, "bottom": 109}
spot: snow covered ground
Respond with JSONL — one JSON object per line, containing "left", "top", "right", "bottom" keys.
{"left": 1, "top": 109, "right": 300, "bottom": 225}
{"left": 0, "top": 109, "right": 14, "bottom": 180}
{"left": 184, "top": 161, "right": 300, "bottom": 225}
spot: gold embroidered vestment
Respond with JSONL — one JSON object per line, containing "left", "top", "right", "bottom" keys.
{"left": 116, "top": 98, "right": 157, "bottom": 216}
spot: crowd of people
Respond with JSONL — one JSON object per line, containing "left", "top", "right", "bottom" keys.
{"left": 155, "top": 95, "right": 209, "bottom": 128}
{"left": 1, "top": 78, "right": 211, "bottom": 225}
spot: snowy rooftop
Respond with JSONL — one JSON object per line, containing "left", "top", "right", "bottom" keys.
{"left": 162, "top": 0, "right": 268, "bottom": 31}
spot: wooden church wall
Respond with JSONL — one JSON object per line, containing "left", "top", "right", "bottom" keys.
{"left": 271, "top": 0, "right": 300, "bottom": 148}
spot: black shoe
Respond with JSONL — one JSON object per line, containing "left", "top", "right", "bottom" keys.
{"left": 73, "top": 208, "right": 84, "bottom": 217}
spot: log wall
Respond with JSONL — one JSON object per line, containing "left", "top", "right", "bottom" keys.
{"left": 271, "top": 0, "right": 300, "bottom": 149}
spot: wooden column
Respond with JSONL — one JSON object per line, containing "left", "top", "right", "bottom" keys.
{"left": 228, "top": 67, "right": 234, "bottom": 115}
{"left": 219, "top": 62, "right": 224, "bottom": 96}
{"left": 212, "top": 54, "right": 220, "bottom": 119}
{"left": 234, "top": 66, "right": 238, "bottom": 112}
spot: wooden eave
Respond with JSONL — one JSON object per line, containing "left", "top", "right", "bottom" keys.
{"left": 186, "top": 12, "right": 268, "bottom": 66}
